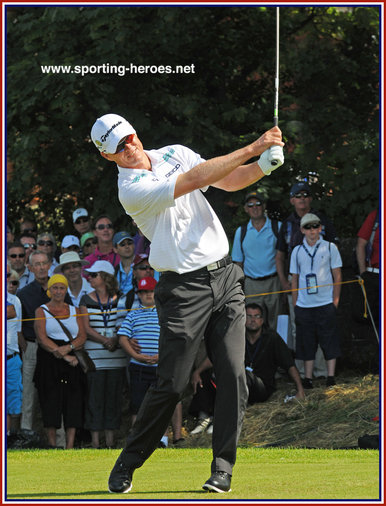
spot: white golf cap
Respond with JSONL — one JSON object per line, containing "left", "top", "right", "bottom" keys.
{"left": 61, "top": 235, "right": 80, "bottom": 249}
{"left": 91, "top": 114, "right": 136, "bottom": 154}
{"left": 73, "top": 208, "right": 88, "bottom": 223}
{"left": 300, "top": 213, "right": 321, "bottom": 228}
{"left": 85, "top": 260, "right": 115, "bottom": 276}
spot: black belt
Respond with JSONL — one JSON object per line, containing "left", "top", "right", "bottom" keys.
{"left": 246, "top": 273, "right": 277, "bottom": 281}
{"left": 206, "top": 256, "right": 232, "bottom": 271}
{"left": 7, "top": 352, "right": 19, "bottom": 360}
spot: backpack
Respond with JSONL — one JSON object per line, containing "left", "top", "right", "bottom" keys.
{"left": 240, "top": 219, "right": 279, "bottom": 258}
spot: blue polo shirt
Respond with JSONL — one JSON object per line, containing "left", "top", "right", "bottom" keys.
{"left": 118, "top": 306, "right": 160, "bottom": 368}
{"left": 232, "top": 218, "right": 280, "bottom": 278}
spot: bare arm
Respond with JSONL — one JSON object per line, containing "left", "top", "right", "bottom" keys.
{"left": 7, "top": 304, "right": 16, "bottom": 319}
{"left": 331, "top": 267, "right": 342, "bottom": 308}
{"left": 118, "top": 334, "right": 155, "bottom": 365}
{"left": 356, "top": 237, "right": 367, "bottom": 275}
{"left": 291, "top": 273, "right": 299, "bottom": 307}
{"left": 275, "top": 250, "right": 290, "bottom": 291}
{"left": 288, "top": 365, "right": 305, "bottom": 400}
{"left": 34, "top": 307, "right": 72, "bottom": 358}
{"left": 174, "top": 127, "right": 284, "bottom": 198}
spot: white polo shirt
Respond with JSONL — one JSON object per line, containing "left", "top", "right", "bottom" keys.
{"left": 117, "top": 145, "right": 229, "bottom": 273}
{"left": 290, "top": 237, "right": 342, "bottom": 308}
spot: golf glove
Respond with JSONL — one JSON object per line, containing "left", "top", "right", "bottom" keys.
{"left": 258, "top": 146, "right": 284, "bottom": 176}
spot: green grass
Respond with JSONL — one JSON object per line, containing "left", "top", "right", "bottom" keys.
{"left": 6, "top": 447, "right": 379, "bottom": 500}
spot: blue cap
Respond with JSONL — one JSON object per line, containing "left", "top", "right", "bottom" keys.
{"left": 289, "top": 181, "right": 311, "bottom": 197}
{"left": 113, "top": 231, "right": 134, "bottom": 247}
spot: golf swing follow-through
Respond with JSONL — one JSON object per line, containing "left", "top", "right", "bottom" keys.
{"left": 90, "top": 9, "right": 284, "bottom": 495}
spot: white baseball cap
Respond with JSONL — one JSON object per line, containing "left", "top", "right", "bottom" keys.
{"left": 91, "top": 114, "right": 136, "bottom": 154}
{"left": 61, "top": 235, "right": 80, "bottom": 249}
{"left": 73, "top": 208, "right": 89, "bottom": 223}
{"left": 85, "top": 260, "right": 115, "bottom": 276}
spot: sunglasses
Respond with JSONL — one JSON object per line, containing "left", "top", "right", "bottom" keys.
{"left": 294, "top": 192, "right": 310, "bottom": 199}
{"left": 115, "top": 134, "right": 135, "bottom": 154}
{"left": 135, "top": 265, "right": 153, "bottom": 271}
{"left": 38, "top": 240, "right": 54, "bottom": 246}
{"left": 66, "top": 245, "right": 80, "bottom": 251}
{"left": 246, "top": 202, "right": 262, "bottom": 207}
{"left": 84, "top": 240, "right": 97, "bottom": 247}
{"left": 95, "top": 223, "right": 113, "bottom": 230}
{"left": 9, "top": 253, "right": 26, "bottom": 259}
{"left": 9, "top": 280, "right": 19, "bottom": 286}
{"left": 75, "top": 217, "right": 89, "bottom": 224}
{"left": 88, "top": 272, "right": 100, "bottom": 278}
{"left": 23, "top": 243, "right": 37, "bottom": 250}
{"left": 303, "top": 223, "right": 320, "bottom": 230}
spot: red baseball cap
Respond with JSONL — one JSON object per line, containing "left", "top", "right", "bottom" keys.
{"left": 137, "top": 277, "right": 157, "bottom": 291}
{"left": 133, "top": 253, "right": 149, "bottom": 266}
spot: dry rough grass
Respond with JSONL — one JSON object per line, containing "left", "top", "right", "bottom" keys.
{"left": 183, "top": 374, "right": 379, "bottom": 449}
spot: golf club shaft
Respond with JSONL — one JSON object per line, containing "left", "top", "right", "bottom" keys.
{"left": 273, "top": 6, "right": 279, "bottom": 127}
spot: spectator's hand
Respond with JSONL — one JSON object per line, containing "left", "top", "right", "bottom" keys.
{"left": 147, "top": 354, "right": 158, "bottom": 365}
{"left": 280, "top": 279, "right": 291, "bottom": 292}
{"left": 64, "top": 355, "right": 79, "bottom": 367}
{"left": 191, "top": 370, "right": 203, "bottom": 394}
{"left": 19, "top": 335, "right": 27, "bottom": 354}
{"left": 130, "top": 338, "right": 141, "bottom": 354}
{"left": 52, "top": 346, "right": 66, "bottom": 359}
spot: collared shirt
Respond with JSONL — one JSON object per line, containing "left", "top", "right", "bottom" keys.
{"left": 17, "top": 266, "right": 35, "bottom": 290}
{"left": 232, "top": 218, "right": 280, "bottom": 278}
{"left": 7, "top": 292, "right": 22, "bottom": 354}
{"left": 290, "top": 237, "right": 342, "bottom": 308}
{"left": 116, "top": 262, "right": 134, "bottom": 295}
{"left": 67, "top": 278, "right": 93, "bottom": 307}
{"left": 118, "top": 305, "right": 160, "bottom": 368}
{"left": 117, "top": 145, "right": 229, "bottom": 273}
{"left": 245, "top": 328, "right": 295, "bottom": 396}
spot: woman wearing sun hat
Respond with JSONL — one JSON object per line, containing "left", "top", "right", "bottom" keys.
{"left": 34, "top": 274, "right": 87, "bottom": 449}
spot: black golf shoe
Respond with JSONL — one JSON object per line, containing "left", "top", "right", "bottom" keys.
{"left": 108, "top": 459, "right": 134, "bottom": 493}
{"left": 202, "top": 471, "right": 232, "bottom": 493}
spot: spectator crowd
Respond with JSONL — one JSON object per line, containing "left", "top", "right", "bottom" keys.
{"left": 6, "top": 191, "right": 379, "bottom": 446}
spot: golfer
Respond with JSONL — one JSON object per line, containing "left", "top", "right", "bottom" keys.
{"left": 91, "top": 113, "right": 284, "bottom": 494}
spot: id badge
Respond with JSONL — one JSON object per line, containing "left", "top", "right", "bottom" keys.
{"left": 102, "top": 328, "right": 114, "bottom": 338}
{"left": 306, "top": 273, "right": 318, "bottom": 294}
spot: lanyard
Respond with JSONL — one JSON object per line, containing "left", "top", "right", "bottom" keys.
{"left": 95, "top": 292, "right": 112, "bottom": 328}
{"left": 245, "top": 338, "right": 262, "bottom": 368}
{"left": 302, "top": 242, "right": 321, "bottom": 271}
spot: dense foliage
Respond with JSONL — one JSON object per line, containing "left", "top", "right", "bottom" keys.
{"left": 6, "top": 6, "right": 379, "bottom": 240}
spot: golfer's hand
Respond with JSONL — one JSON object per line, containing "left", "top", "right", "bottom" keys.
{"left": 258, "top": 146, "right": 284, "bottom": 175}
{"left": 251, "top": 126, "right": 284, "bottom": 157}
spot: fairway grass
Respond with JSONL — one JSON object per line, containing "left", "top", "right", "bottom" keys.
{"left": 6, "top": 447, "right": 379, "bottom": 500}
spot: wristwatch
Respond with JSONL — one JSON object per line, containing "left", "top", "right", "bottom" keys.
{"left": 70, "top": 343, "right": 75, "bottom": 350}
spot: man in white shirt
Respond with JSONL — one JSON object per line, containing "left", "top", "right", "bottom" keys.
{"left": 290, "top": 213, "right": 342, "bottom": 389}
{"left": 91, "top": 113, "right": 284, "bottom": 494}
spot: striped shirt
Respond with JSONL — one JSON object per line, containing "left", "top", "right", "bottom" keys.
{"left": 118, "top": 306, "right": 160, "bottom": 367}
{"left": 79, "top": 293, "right": 126, "bottom": 370}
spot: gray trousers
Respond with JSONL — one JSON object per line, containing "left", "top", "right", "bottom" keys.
{"left": 117, "top": 262, "right": 248, "bottom": 475}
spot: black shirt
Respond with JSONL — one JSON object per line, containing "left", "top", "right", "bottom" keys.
{"left": 245, "top": 328, "right": 295, "bottom": 396}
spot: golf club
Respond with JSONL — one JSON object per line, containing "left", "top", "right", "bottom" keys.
{"left": 270, "top": 7, "right": 280, "bottom": 166}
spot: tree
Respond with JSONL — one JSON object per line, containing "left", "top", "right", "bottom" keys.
{"left": 6, "top": 6, "right": 379, "bottom": 240}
